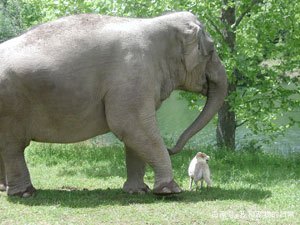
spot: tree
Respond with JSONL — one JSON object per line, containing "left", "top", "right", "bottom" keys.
{"left": 181, "top": 0, "right": 300, "bottom": 150}
{"left": 0, "top": 0, "right": 23, "bottom": 42}
{"left": 215, "top": 0, "right": 300, "bottom": 149}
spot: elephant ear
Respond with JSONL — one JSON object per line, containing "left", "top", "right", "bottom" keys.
{"left": 199, "top": 28, "right": 214, "bottom": 56}
{"left": 182, "top": 22, "right": 214, "bottom": 72}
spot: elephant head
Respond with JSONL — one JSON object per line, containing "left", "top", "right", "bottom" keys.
{"left": 169, "top": 19, "right": 227, "bottom": 155}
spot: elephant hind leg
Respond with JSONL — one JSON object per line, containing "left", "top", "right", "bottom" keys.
{"left": 0, "top": 154, "right": 6, "bottom": 192}
{"left": 1, "top": 142, "right": 36, "bottom": 197}
{"left": 122, "top": 146, "right": 150, "bottom": 194}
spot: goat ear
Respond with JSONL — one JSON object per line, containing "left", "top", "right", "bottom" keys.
{"left": 182, "top": 22, "right": 201, "bottom": 72}
{"left": 196, "top": 152, "right": 205, "bottom": 158}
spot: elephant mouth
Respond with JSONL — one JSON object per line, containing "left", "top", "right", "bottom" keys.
{"left": 200, "top": 78, "right": 208, "bottom": 96}
{"left": 168, "top": 63, "right": 227, "bottom": 155}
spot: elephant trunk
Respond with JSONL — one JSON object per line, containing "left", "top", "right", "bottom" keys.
{"left": 169, "top": 65, "right": 227, "bottom": 155}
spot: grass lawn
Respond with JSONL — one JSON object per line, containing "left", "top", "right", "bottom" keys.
{"left": 0, "top": 142, "right": 299, "bottom": 224}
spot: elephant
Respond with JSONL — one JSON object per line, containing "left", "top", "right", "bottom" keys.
{"left": 0, "top": 11, "right": 227, "bottom": 197}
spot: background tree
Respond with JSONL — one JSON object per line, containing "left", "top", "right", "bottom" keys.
{"left": 209, "top": 0, "right": 299, "bottom": 149}
{"left": 178, "top": 0, "right": 300, "bottom": 150}
{"left": 1, "top": 0, "right": 299, "bottom": 150}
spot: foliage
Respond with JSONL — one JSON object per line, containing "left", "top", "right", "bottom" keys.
{"left": 231, "top": 0, "right": 300, "bottom": 137}
{"left": 0, "top": 0, "right": 23, "bottom": 42}
{"left": 0, "top": 0, "right": 299, "bottom": 144}
{"left": 181, "top": 0, "right": 300, "bottom": 142}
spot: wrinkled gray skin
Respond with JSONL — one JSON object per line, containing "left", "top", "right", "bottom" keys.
{"left": 0, "top": 12, "right": 227, "bottom": 197}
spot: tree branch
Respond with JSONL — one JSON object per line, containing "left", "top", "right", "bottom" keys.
{"left": 236, "top": 120, "right": 248, "bottom": 128}
{"left": 241, "top": 88, "right": 247, "bottom": 97}
{"left": 206, "top": 17, "right": 226, "bottom": 42}
{"left": 232, "top": 0, "right": 263, "bottom": 30}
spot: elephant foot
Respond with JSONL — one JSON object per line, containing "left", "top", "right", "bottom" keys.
{"left": 153, "top": 180, "right": 182, "bottom": 195}
{"left": 8, "top": 185, "right": 36, "bottom": 198}
{"left": 0, "top": 183, "right": 6, "bottom": 192}
{"left": 123, "top": 181, "right": 151, "bottom": 194}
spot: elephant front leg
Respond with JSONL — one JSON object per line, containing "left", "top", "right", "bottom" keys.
{"left": 123, "top": 134, "right": 181, "bottom": 195}
{"left": 123, "top": 146, "right": 150, "bottom": 194}
{"left": 0, "top": 154, "right": 6, "bottom": 192}
{"left": 106, "top": 111, "right": 181, "bottom": 195}
{"left": 1, "top": 144, "right": 36, "bottom": 197}
{"left": 105, "top": 86, "right": 182, "bottom": 195}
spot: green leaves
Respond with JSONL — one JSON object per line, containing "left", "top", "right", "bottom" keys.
{"left": 179, "top": 0, "right": 299, "bottom": 144}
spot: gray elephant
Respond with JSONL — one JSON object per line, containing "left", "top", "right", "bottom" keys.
{"left": 0, "top": 12, "right": 227, "bottom": 197}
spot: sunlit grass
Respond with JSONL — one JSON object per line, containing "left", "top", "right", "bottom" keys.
{"left": 0, "top": 142, "right": 299, "bottom": 224}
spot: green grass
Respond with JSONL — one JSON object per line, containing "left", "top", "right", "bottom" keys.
{"left": 0, "top": 142, "right": 299, "bottom": 224}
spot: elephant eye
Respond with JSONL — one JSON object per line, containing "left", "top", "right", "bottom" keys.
{"left": 198, "top": 38, "right": 200, "bottom": 49}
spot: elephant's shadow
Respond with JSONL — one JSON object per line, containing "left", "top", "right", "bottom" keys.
{"left": 5, "top": 186, "right": 272, "bottom": 207}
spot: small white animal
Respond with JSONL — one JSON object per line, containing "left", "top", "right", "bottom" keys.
{"left": 188, "top": 152, "right": 212, "bottom": 190}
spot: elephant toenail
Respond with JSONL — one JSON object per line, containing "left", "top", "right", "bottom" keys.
{"left": 22, "top": 192, "right": 32, "bottom": 198}
{"left": 162, "top": 187, "right": 171, "bottom": 193}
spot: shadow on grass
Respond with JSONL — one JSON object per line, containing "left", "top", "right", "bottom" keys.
{"left": 7, "top": 186, "right": 271, "bottom": 208}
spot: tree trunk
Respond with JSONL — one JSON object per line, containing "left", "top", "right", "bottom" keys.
{"left": 216, "top": 0, "right": 237, "bottom": 150}
{"left": 216, "top": 83, "right": 236, "bottom": 149}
